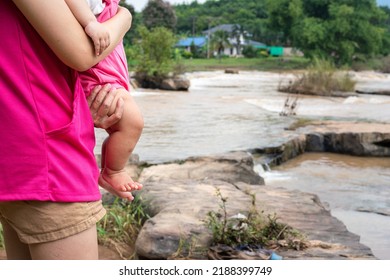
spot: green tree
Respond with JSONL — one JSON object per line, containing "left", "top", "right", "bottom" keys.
{"left": 135, "top": 26, "right": 176, "bottom": 86}
{"left": 266, "top": 0, "right": 388, "bottom": 65}
{"left": 379, "top": 6, "right": 390, "bottom": 55}
{"left": 174, "top": 0, "right": 269, "bottom": 42}
{"left": 266, "top": 0, "right": 303, "bottom": 45}
{"left": 142, "top": 0, "right": 177, "bottom": 31}
{"left": 120, "top": 0, "right": 141, "bottom": 45}
{"left": 231, "top": 24, "right": 246, "bottom": 55}
{"left": 210, "top": 30, "right": 231, "bottom": 58}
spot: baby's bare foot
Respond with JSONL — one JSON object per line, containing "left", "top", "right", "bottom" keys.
{"left": 102, "top": 169, "right": 143, "bottom": 193}
{"left": 98, "top": 175, "right": 134, "bottom": 201}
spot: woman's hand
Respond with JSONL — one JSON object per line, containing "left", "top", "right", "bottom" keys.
{"left": 87, "top": 84, "right": 124, "bottom": 129}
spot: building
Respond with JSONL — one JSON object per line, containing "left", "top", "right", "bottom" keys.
{"left": 202, "top": 24, "right": 267, "bottom": 57}
{"left": 177, "top": 24, "right": 285, "bottom": 58}
{"left": 176, "top": 36, "right": 207, "bottom": 52}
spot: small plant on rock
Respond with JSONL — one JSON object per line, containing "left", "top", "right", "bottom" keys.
{"left": 206, "top": 188, "right": 306, "bottom": 250}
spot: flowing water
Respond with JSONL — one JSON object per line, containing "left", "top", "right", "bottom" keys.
{"left": 95, "top": 70, "right": 390, "bottom": 259}
{"left": 258, "top": 153, "right": 390, "bottom": 260}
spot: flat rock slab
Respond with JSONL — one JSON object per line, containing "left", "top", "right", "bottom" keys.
{"left": 298, "top": 121, "right": 390, "bottom": 134}
{"left": 134, "top": 151, "right": 375, "bottom": 260}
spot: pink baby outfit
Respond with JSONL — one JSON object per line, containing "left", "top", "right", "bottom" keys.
{"left": 0, "top": 2, "right": 100, "bottom": 202}
{"left": 80, "top": 0, "right": 130, "bottom": 95}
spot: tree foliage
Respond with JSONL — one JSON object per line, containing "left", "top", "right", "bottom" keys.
{"left": 135, "top": 26, "right": 176, "bottom": 79}
{"left": 266, "top": 0, "right": 389, "bottom": 64}
{"left": 172, "top": 0, "right": 390, "bottom": 64}
{"left": 124, "top": 0, "right": 390, "bottom": 67}
{"left": 210, "top": 30, "right": 231, "bottom": 57}
{"left": 120, "top": 0, "right": 141, "bottom": 45}
{"left": 142, "top": 0, "right": 177, "bottom": 31}
{"left": 174, "top": 0, "right": 270, "bottom": 43}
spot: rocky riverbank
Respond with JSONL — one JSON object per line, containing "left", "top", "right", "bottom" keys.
{"left": 1, "top": 121, "right": 385, "bottom": 260}
{"left": 252, "top": 121, "right": 390, "bottom": 167}
{"left": 100, "top": 121, "right": 388, "bottom": 260}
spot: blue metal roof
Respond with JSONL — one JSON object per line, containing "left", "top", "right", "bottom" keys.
{"left": 176, "top": 37, "right": 207, "bottom": 48}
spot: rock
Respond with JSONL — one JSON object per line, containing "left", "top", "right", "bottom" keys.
{"left": 225, "top": 69, "right": 239, "bottom": 74}
{"left": 140, "top": 151, "right": 264, "bottom": 185}
{"left": 303, "top": 122, "right": 390, "bottom": 157}
{"left": 133, "top": 74, "right": 190, "bottom": 91}
{"left": 134, "top": 150, "right": 375, "bottom": 260}
{"left": 129, "top": 78, "right": 139, "bottom": 90}
{"left": 305, "top": 133, "right": 325, "bottom": 152}
{"left": 279, "top": 87, "right": 358, "bottom": 97}
{"left": 259, "top": 122, "right": 390, "bottom": 166}
{"left": 356, "top": 207, "right": 390, "bottom": 217}
{"left": 356, "top": 89, "right": 390, "bottom": 96}
{"left": 160, "top": 76, "right": 191, "bottom": 91}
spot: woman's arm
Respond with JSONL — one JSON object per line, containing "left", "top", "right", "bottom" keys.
{"left": 65, "top": 0, "right": 110, "bottom": 56}
{"left": 12, "top": 0, "right": 131, "bottom": 71}
{"left": 65, "top": 0, "right": 97, "bottom": 29}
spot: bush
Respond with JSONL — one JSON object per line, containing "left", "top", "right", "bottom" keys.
{"left": 124, "top": 45, "right": 141, "bottom": 69}
{"left": 279, "top": 58, "right": 357, "bottom": 96}
{"left": 180, "top": 50, "right": 193, "bottom": 59}
{"left": 259, "top": 50, "right": 269, "bottom": 58}
{"left": 379, "top": 55, "right": 390, "bottom": 73}
{"left": 242, "top": 45, "right": 259, "bottom": 58}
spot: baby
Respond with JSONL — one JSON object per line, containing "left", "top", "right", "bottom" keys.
{"left": 66, "top": 0, "right": 144, "bottom": 200}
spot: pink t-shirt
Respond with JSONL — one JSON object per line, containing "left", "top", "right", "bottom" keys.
{"left": 0, "top": 2, "right": 100, "bottom": 202}
{"left": 80, "top": 0, "right": 130, "bottom": 95}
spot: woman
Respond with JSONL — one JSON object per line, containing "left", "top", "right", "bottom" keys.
{"left": 0, "top": 0, "right": 132, "bottom": 259}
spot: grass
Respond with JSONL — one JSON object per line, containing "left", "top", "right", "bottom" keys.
{"left": 128, "top": 56, "right": 311, "bottom": 73}
{"left": 179, "top": 56, "right": 310, "bottom": 72}
{"left": 97, "top": 196, "right": 149, "bottom": 259}
{"left": 0, "top": 223, "right": 3, "bottom": 249}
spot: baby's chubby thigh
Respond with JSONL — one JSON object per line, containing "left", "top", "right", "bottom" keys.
{"left": 108, "top": 87, "right": 144, "bottom": 135}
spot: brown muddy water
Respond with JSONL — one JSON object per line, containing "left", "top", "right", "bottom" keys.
{"left": 257, "top": 153, "right": 390, "bottom": 260}
{"left": 95, "top": 70, "right": 390, "bottom": 259}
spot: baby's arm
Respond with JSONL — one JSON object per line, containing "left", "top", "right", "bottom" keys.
{"left": 12, "top": 0, "right": 131, "bottom": 71}
{"left": 65, "top": 0, "right": 110, "bottom": 56}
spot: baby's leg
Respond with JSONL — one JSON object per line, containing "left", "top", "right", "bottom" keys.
{"left": 100, "top": 88, "right": 144, "bottom": 194}
{"left": 99, "top": 141, "right": 134, "bottom": 201}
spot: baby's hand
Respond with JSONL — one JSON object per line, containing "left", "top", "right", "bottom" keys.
{"left": 85, "top": 21, "right": 110, "bottom": 56}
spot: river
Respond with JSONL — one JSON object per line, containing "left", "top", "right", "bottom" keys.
{"left": 95, "top": 70, "right": 390, "bottom": 259}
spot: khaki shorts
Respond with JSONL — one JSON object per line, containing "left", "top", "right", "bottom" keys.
{"left": 0, "top": 200, "right": 106, "bottom": 244}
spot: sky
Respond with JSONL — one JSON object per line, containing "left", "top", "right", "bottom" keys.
{"left": 378, "top": 0, "right": 390, "bottom": 7}
{"left": 129, "top": 0, "right": 389, "bottom": 12}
